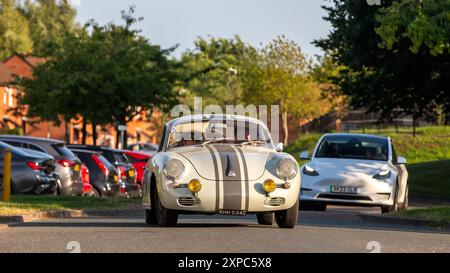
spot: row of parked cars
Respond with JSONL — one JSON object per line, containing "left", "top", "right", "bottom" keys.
{"left": 0, "top": 135, "right": 155, "bottom": 198}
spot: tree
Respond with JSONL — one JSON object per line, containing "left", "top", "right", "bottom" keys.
{"left": 314, "top": 0, "right": 447, "bottom": 136}
{"left": 244, "top": 36, "right": 326, "bottom": 144}
{"left": 19, "top": 0, "right": 80, "bottom": 56}
{"left": 19, "top": 7, "right": 180, "bottom": 147}
{"left": 0, "top": 0, "right": 33, "bottom": 59}
{"left": 180, "top": 35, "right": 259, "bottom": 108}
{"left": 376, "top": 0, "right": 450, "bottom": 55}
{"left": 376, "top": 0, "right": 450, "bottom": 123}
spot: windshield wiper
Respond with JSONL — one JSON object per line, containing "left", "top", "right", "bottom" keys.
{"left": 201, "top": 138, "right": 226, "bottom": 147}
{"left": 239, "top": 140, "right": 267, "bottom": 147}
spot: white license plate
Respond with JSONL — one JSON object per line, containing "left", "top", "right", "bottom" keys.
{"left": 330, "top": 186, "right": 358, "bottom": 194}
{"left": 218, "top": 210, "right": 247, "bottom": 216}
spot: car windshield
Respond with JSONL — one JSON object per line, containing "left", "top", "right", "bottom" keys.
{"left": 167, "top": 119, "right": 272, "bottom": 149}
{"left": 315, "top": 136, "right": 389, "bottom": 161}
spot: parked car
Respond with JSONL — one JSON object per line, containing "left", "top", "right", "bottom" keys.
{"left": 299, "top": 133, "right": 409, "bottom": 214}
{"left": 0, "top": 141, "right": 57, "bottom": 195}
{"left": 0, "top": 136, "right": 84, "bottom": 196}
{"left": 127, "top": 143, "right": 158, "bottom": 155}
{"left": 123, "top": 150, "right": 151, "bottom": 185}
{"left": 66, "top": 145, "right": 137, "bottom": 185}
{"left": 70, "top": 149, "right": 121, "bottom": 197}
{"left": 142, "top": 115, "right": 300, "bottom": 228}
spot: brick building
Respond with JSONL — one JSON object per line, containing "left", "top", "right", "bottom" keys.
{"left": 0, "top": 54, "right": 161, "bottom": 147}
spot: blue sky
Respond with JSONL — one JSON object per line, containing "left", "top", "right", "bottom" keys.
{"left": 73, "top": 0, "right": 331, "bottom": 59}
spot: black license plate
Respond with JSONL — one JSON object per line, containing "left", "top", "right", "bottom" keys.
{"left": 218, "top": 210, "right": 248, "bottom": 216}
{"left": 330, "top": 186, "right": 358, "bottom": 194}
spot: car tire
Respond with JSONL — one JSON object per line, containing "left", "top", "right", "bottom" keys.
{"left": 275, "top": 200, "right": 299, "bottom": 229}
{"left": 400, "top": 185, "right": 409, "bottom": 210}
{"left": 154, "top": 186, "right": 178, "bottom": 227}
{"left": 257, "top": 212, "right": 274, "bottom": 225}
{"left": 145, "top": 208, "right": 157, "bottom": 225}
{"left": 381, "top": 182, "right": 399, "bottom": 214}
{"left": 92, "top": 188, "right": 101, "bottom": 197}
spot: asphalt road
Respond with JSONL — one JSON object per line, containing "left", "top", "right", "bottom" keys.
{"left": 1, "top": 206, "right": 449, "bottom": 253}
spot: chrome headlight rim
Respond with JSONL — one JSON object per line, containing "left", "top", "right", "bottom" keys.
{"left": 163, "top": 158, "right": 185, "bottom": 180}
{"left": 276, "top": 158, "right": 299, "bottom": 180}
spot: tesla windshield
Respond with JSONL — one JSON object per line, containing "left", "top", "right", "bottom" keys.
{"left": 315, "top": 136, "right": 389, "bottom": 161}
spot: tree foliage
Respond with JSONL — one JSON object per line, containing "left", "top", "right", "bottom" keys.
{"left": 0, "top": 0, "right": 79, "bottom": 59}
{"left": 244, "top": 36, "right": 326, "bottom": 143}
{"left": 314, "top": 0, "right": 450, "bottom": 128}
{"left": 180, "top": 35, "right": 258, "bottom": 107}
{"left": 376, "top": 0, "right": 450, "bottom": 55}
{"left": 0, "top": 0, "right": 33, "bottom": 59}
{"left": 19, "top": 8, "right": 180, "bottom": 145}
{"left": 20, "top": 0, "right": 80, "bottom": 56}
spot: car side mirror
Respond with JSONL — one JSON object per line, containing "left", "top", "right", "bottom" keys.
{"left": 276, "top": 143, "right": 285, "bottom": 152}
{"left": 299, "top": 151, "right": 310, "bottom": 160}
{"left": 397, "top": 156, "right": 407, "bottom": 165}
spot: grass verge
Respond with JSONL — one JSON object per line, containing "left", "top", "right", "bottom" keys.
{"left": 0, "top": 195, "right": 141, "bottom": 216}
{"left": 393, "top": 207, "right": 450, "bottom": 227}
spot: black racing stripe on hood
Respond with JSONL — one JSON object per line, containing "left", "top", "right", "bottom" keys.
{"left": 206, "top": 146, "right": 220, "bottom": 212}
{"left": 236, "top": 146, "right": 249, "bottom": 211}
{"left": 214, "top": 145, "right": 242, "bottom": 210}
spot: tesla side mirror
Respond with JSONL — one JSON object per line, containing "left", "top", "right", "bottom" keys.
{"left": 276, "top": 143, "right": 285, "bottom": 152}
{"left": 299, "top": 151, "right": 310, "bottom": 160}
{"left": 397, "top": 156, "right": 407, "bottom": 165}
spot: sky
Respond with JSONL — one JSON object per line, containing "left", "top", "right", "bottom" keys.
{"left": 73, "top": 0, "right": 331, "bottom": 59}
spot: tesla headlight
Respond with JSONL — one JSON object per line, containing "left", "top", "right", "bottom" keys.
{"left": 276, "top": 158, "right": 298, "bottom": 180}
{"left": 164, "top": 158, "right": 185, "bottom": 180}
{"left": 373, "top": 168, "right": 391, "bottom": 180}
{"left": 303, "top": 165, "right": 319, "bottom": 176}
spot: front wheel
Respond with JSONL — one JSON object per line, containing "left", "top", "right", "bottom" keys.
{"left": 145, "top": 208, "right": 157, "bottom": 225}
{"left": 257, "top": 212, "right": 274, "bottom": 225}
{"left": 381, "top": 182, "right": 400, "bottom": 214}
{"left": 275, "top": 200, "right": 299, "bottom": 229}
{"left": 154, "top": 187, "right": 178, "bottom": 227}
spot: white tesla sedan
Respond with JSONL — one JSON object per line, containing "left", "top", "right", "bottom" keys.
{"left": 299, "top": 133, "right": 408, "bottom": 214}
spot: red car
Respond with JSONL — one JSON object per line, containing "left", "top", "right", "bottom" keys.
{"left": 123, "top": 150, "right": 151, "bottom": 185}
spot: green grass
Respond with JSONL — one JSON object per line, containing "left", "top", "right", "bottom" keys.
{"left": 286, "top": 126, "right": 450, "bottom": 199}
{"left": 408, "top": 160, "right": 450, "bottom": 199}
{"left": 0, "top": 195, "right": 141, "bottom": 216}
{"left": 394, "top": 207, "right": 450, "bottom": 227}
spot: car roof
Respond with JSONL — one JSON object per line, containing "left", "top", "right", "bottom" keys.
{"left": 70, "top": 149, "right": 102, "bottom": 155}
{"left": 0, "top": 135, "right": 64, "bottom": 144}
{"left": 67, "top": 144, "right": 116, "bottom": 151}
{"left": 321, "top": 133, "right": 389, "bottom": 141}
{"left": 166, "top": 114, "right": 266, "bottom": 129}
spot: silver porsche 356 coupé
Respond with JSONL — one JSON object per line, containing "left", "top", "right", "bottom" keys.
{"left": 142, "top": 115, "right": 300, "bottom": 228}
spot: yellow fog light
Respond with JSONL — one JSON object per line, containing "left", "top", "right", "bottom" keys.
{"left": 263, "top": 179, "right": 277, "bottom": 193}
{"left": 188, "top": 179, "right": 202, "bottom": 193}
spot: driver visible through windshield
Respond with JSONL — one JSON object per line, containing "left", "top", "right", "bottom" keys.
{"left": 315, "top": 136, "right": 388, "bottom": 161}
{"left": 167, "top": 119, "right": 272, "bottom": 149}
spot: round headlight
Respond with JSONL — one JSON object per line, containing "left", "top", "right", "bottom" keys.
{"left": 164, "top": 158, "right": 185, "bottom": 180}
{"left": 263, "top": 179, "right": 277, "bottom": 193}
{"left": 276, "top": 158, "right": 298, "bottom": 180}
{"left": 188, "top": 179, "right": 202, "bottom": 193}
